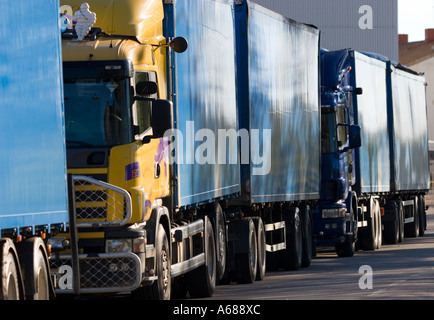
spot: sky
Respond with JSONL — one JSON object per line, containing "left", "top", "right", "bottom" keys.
{"left": 399, "top": 0, "right": 434, "bottom": 41}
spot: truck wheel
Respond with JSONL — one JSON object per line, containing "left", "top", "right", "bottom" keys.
{"left": 418, "top": 195, "right": 426, "bottom": 237}
{"left": 398, "top": 201, "right": 405, "bottom": 242}
{"left": 188, "top": 218, "right": 216, "bottom": 297}
{"left": 359, "top": 197, "right": 378, "bottom": 251}
{"left": 405, "top": 196, "right": 419, "bottom": 238}
{"left": 134, "top": 224, "right": 171, "bottom": 300}
{"left": 235, "top": 218, "right": 258, "bottom": 284}
{"left": 17, "top": 237, "right": 50, "bottom": 300}
{"left": 212, "top": 203, "right": 226, "bottom": 283}
{"left": 0, "top": 239, "right": 22, "bottom": 300}
{"left": 300, "top": 205, "right": 312, "bottom": 267}
{"left": 282, "top": 207, "right": 302, "bottom": 270}
{"left": 336, "top": 203, "right": 356, "bottom": 257}
{"left": 155, "top": 224, "right": 171, "bottom": 300}
{"left": 336, "top": 235, "right": 355, "bottom": 257}
{"left": 35, "top": 249, "right": 49, "bottom": 300}
{"left": 375, "top": 200, "right": 382, "bottom": 249}
{"left": 171, "top": 277, "right": 188, "bottom": 299}
{"left": 383, "top": 201, "right": 399, "bottom": 244}
{"left": 251, "top": 217, "right": 266, "bottom": 280}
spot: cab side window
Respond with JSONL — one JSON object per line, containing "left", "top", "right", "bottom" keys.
{"left": 336, "top": 105, "right": 348, "bottom": 148}
{"left": 135, "top": 71, "right": 158, "bottom": 134}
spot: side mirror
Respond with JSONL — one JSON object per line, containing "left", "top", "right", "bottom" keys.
{"left": 348, "top": 125, "right": 361, "bottom": 149}
{"left": 355, "top": 87, "right": 363, "bottom": 95}
{"left": 151, "top": 99, "right": 173, "bottom": 139}
{"left": 169, "top": 37, "right": 188, "bottom": 53}
{"left": 134, "top": 98, "right": 173, "bottom": 143}
{"left": 136, "top": 81, "right": 158, "bottom": 96}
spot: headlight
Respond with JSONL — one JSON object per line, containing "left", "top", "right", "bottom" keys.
{"left": 48, "top": 237, "right": 69, "bottom": 250}
{"left": 106, "top": 239, "right": 132, "bottom": 253}
{"left": 322, "top": 208, "right": 346, "bottom": 219}
{"left": 105, "top": 237, "right": 146, "bottom": 253}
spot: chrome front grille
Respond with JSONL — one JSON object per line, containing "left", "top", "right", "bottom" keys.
{"left": 50, "top": 253, "right": 141, "bottom": 294}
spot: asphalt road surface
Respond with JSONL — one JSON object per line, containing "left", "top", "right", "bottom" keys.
{"left": 200, "top": 207, "right": 434, "bottom": 300}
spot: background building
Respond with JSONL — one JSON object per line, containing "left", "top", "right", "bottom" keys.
{"left": 252, "top": 0, "right": 398, "bottom": 61}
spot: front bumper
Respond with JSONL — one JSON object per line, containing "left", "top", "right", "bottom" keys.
{"left": 50, "top": 252, "right": 142, "bottom": 294}
{"left": 313, "top": 206, "right": 354, "bottom": 246}
{"left": 314, "top": 218, "right": 347, "bottom": 245}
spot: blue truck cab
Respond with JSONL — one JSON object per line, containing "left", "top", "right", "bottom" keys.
{"left": 313, "top": 49, "right": 361, "bottom": 257}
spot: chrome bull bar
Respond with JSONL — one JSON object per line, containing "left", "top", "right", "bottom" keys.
{"left": 51, "top": 175, "right": 136, "bottom": 295}
{"left": 70, "top": 175, "right": 132, "bottom": 228}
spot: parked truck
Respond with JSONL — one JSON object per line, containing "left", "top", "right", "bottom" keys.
{"left": 0, "top": 0, "right": 69, "bottom": 300}
{"left": 51, "top": 0, "right": 320, "bottom": 299}
{"left": 313, "top": 49, "right": 429, "bottom": 257}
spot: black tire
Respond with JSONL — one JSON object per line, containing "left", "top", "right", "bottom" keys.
{"left": 282, "top": 207, "right": 302, "bottom": 271}
{"left": 212, "top": 203, "right": 227, "bottom": 283}
{"left": 17, "top": 237, "right": 50, "bottom": 300}
{"left": 0, "top": 239, "right": 21, "bottom": 300}
{"left": 405, "top": 196, "right": 419, "bottom": 238}
{"left": 336, "top": 235, "right": 355, "bottom": 257}
{"left": 300, "top": 205, "right": 313, "bottom": 267}
{"left": 133, "top": 224, "right": 171, "bottom": 300}
{"left": 383, "top": 201, "right": 399, "bottom": 245}
{"left": 251, "top": 217, "right": 266, "bottom": 280}
{"left": 188, "top": 218, "right": 216, "bottom": 297}
{"left": 171, "top": 277, "right": 188, "bottom": 299}
{"left": 235, "top": 218, "right": 258, "bottom": 284}
{"left": 156, "top": 224, "right": 171, "bottom": 300}
{"left": 359, "top": 197, "right": 378, "bottom": 251}
{"left": 375, "top": 200, "right": 382, "bottom": 249}
{"left": 398, "top": 201, "right": 405, "bottom": 243}
{"left": 418, "top": 195, "right": 426, "bottom": 237}
{"left": 336, "top": 198, "right": 357, "bottom": 257}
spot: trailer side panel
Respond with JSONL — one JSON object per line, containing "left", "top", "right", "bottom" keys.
{"left": 164, "top": 0, "right": 240, "bottom": 208}
{"left": 351, "top": 51, "right": 390, "bottom": 194}
{"left": 235, "top": 0, "right": 321, "bottom": 203}
{"left": 0, "top": 0, "right": 68, "bottom": 230}
{"left": 388, "top": 66, "right": 430, "bottom": 192}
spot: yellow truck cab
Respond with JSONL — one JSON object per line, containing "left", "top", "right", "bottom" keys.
{"left": 51, "top": 0, "right": 201, "bottom": 300}
{"left": 62, "top": 0, "right": 170, "bottom": 220}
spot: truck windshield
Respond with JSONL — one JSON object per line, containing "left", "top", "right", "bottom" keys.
{"left": 64, "top": 79, "right": 133, "bottom": 148}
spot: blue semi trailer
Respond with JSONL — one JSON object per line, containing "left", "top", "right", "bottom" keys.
{"left": 169, "top": 0, "right": 320, "bottom": 286}
{"left": 0, "top": 0, "right": 69, "bottom": 299}
{"left": 314, "top": 49, "right": 429, "bottom": 257}
{"left": 227, "top": 0, "right": 320, "bottom": 277}
{"left": 167, "top": 0, "right": 320, "bottom": 286}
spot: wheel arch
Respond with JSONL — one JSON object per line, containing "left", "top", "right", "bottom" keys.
{"left": 145, "top": 206, "right": 171, "bottom": 251}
